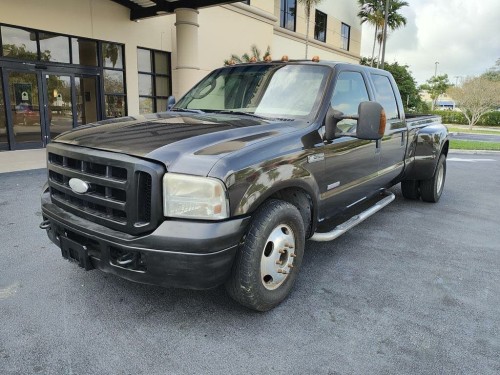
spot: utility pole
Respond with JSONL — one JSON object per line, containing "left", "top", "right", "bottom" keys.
{"left": 434, "top": 61, "right": 439, "bottom": 77}
{"left": 380, "top": 0, "right": 390, "bottom": 69}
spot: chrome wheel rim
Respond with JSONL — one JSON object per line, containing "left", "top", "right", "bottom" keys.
{"left": 436, "top": 162, "right": 445, "bottom": 195}
{"left": 260, "top": 224, "right": 296, "bottom": 290}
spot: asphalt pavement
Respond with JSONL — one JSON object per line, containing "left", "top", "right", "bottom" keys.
{"left": 1, "top": 153, "right": 499, "bottom": 375}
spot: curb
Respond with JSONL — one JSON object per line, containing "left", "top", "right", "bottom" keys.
{"left": 449, "top": 150, "right": 500, "bottom": 155}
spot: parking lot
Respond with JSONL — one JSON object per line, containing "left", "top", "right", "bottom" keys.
{"left": 1, "top": 152, "right": 499, "bottom": 375}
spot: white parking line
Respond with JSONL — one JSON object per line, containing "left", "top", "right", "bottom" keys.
{"left": 447, "top": 158, "right": 496, "bottom": 162}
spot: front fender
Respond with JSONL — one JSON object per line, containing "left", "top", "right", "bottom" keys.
{"left": 229, "top": 163, "right": 320, "bottom": 217}
{"left": 405, "top": 124, "right": 449, "bottom": 181}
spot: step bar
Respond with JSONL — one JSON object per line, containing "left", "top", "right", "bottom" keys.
{"left": 310, "top": 191, "right": 395, "bottom": 242}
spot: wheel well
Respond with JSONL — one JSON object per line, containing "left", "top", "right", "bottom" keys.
{"left": 442, "top": 140, "right": 449, "bottom": 156}
{"left": 269, "top": 188, "right": 314, "bottom": 238}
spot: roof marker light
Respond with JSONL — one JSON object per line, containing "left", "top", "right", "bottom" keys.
{"left": 281, "top": 55, "right": 289, "bottom": 62}
{"left": 312, "top": 56, "right": 320, "bottom": 62}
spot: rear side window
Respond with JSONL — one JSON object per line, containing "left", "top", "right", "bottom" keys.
{"left": 331, "top": 71, "right": 369, "bottom": 133}
{"left": 370, "top": 74, "right": 399, "bottom": 120}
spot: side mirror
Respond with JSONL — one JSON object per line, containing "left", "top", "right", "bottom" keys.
{"left": 356, "top": 101, "right": 386, "bottom": 140}
{"left": 167, "top": 96, "right": 176, "bottom": 111}
{"left": 324, "top": 107, "right": 345, "bottom": 141}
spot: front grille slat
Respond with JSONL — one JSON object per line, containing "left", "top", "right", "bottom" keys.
{"left": 47, "top": 144, "right": 164, "bottom": 235}
{"left": 48, "top": 180, "right": 126, "bottom": 211}
{"left": 49, "top": 164, "right": 127, "bottom": 189}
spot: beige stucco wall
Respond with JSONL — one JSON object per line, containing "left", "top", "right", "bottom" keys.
{"left": 0, "top": 0, "right": 362, "bottom": 114}
{"left": 0, "top": 0, "right": 175, "bottom": 115}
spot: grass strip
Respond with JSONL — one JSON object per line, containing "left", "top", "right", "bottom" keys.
{"left": 450, "top": 140, "right": 500, "bottom": 151}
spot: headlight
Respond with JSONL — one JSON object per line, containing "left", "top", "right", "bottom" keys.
{"left": 163, "top": 174, "right": 229, "bottom": 220}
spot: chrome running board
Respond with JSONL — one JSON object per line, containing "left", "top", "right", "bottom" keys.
{"left": 310, "top": 191, "right": 395, "bottom": 242}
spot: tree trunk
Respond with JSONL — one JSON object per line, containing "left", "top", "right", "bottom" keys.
{"left": 376, "top": 39, "right": 382, "bottom": 68}
{"left": 370, "top": 25, "right": 378, "bottom": 67}
{"left": 305, "top": 13, "right": 310, "bottom": 59}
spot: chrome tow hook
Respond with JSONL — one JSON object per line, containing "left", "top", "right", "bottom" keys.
{"left": 39, "top": 220, "right": 51, "bottom": 230}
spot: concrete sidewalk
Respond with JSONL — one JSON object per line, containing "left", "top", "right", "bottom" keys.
{"left": 0, "top": 149, "right": 47, "bottom": 174}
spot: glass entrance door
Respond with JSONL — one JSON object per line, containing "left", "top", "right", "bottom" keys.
{"left": 45, "top": 74, "right": 73, "bottom": 139}
{"left": 5, "top": 70, "right": 44, "bottom": 149}
{"left": 1, "top": 68, "right": 101, "bottom": 150}
{"left": 75, "top": 76, "right": 98, "bottom": 126}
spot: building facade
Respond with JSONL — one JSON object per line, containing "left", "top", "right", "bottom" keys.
{"left": 0, "top": 0, "right": 361, "bottom": 152}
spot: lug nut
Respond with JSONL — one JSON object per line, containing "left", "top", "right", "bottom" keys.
{"left": 290, "top": 253, "right": 297, "bottom": 258}
{"left": 288, "top": 264, "right": 294, "bottom": 268}
{"left": 275, "top": 260, "right": 282, "bottom": 265}
{"left": 279, "top": 249, "right": 286, "bottom": 254}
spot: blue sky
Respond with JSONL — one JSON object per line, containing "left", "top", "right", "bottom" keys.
{"left": 360, "top": 0, "right": 500, "bottom": 84}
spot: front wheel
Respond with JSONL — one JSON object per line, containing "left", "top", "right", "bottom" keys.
{"left": 420, "top": 154, "right": 447, "bottom": 203}
{"left": 225, "top": 199, "right": 305, "bottom": 311}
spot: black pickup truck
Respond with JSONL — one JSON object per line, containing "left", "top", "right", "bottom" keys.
{"left": 40, "top": 61, "right": 448, "bottom": 311}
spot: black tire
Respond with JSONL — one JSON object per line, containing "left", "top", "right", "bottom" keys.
{"left": 401, "top": 180, "right": 420, "bottom": 200}
{"left": 420, "top": 154, "right": 446, "bottom": 203}
{"left": 225, "top": 199, "right": 305, "bottom": 311}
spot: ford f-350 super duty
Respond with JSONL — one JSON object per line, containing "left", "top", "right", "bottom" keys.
{"left": 40, "top": 60, "right": 448, "bottom": 311}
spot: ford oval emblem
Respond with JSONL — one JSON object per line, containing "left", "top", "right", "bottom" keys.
{"left": 69, "top": 178, "right": 90, "bottom": 194}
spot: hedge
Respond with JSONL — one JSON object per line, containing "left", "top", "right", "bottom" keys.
{"left": 430, "top": 110, "right": 500, "bottom": 126}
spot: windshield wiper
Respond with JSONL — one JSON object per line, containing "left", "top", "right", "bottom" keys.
{"left": 204, "top": 110, "right": 270, "bottom": 120}
{"left": 170, "top": 108, "right": 205, "bottom": 114}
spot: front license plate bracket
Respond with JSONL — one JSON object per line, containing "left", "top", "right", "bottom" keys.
{"left": 60, "top": 235, "right": 94, "bottom": 271}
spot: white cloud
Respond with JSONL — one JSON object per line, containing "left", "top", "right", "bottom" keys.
{"left": 361, "top": 0, "right": 500, "bottom": 84}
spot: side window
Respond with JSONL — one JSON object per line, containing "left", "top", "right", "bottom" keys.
{"left": 331, "top": 71, "right": 369, "bottom": 133}
{"left": 370, "top": 74, "right": 399, "bottom": 120}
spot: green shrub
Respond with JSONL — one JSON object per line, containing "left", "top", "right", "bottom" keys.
{"left": 430, "top": 110, "right": 500, "bottom": 126}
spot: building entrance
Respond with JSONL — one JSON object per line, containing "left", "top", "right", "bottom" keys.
{"left": 1, "top": 67, "right": 99, "bottom": 150}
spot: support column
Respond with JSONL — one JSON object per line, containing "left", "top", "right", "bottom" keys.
{"left": 174, "top": 8, "right": 200, "bottom": 98}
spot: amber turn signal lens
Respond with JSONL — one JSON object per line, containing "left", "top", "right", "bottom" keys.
{"left": 281, "top": 55, "right": 289, "bottom": 62}
{"left": 379, "top": 109, "right": 387, "bottom": 135}
{"left": 312, "top": 56, "right": 320, "bottom": 62}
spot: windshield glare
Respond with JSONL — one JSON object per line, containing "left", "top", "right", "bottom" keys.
{"left": 174, "top": 64, "right": 330, "bottom": 119}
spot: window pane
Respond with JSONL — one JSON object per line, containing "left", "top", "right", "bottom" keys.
{"left": 39, "top": 33, "right": 70, "bottom": 63}
{"left": 137, "top": 49, "right": 151, "bottom": 72}
{"left": 102, "top": 43, "right": 123, "bottom": 69}
{"left": 103, "top": 70, "right": 124, "bottom": 94}
{"left": 314, "top": 10, "right": 327, "bottom": 43}
{"left": 0, "top": 74, "right": 8, "bottom": 148}
{"left": 371, "top": 74, "right": 399, "bottom": 119}
{"left": 156, "top": 98, "right": 168, "bottom": 112}
{"left": 341, "top": 23, "right": 350, "bottom": 50}
{"left": 138, "top": 74, "right": 153, "bottom": 96}
{"left": 1, "top": 26, "right": 38, "bottom": 60}
{"left": 72, "top": 38, "right": 98, "bottom": 66}
{"left": 154, "top": 51, "right": 169, "bottom": 75}
{"left": 139, "top": 97, "right": 154, "bottom": 114}
{"left": 105, "top": 95, "right": 126, "bottom": 118}
{"left": 155, "top": 76, "right": 170, "bottom": 97}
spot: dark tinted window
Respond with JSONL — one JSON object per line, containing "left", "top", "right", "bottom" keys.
{"left": 370, "top": 74, "right": 399, "bottom": 119}
{"left": 280, "top": 0, "right": 296, "bottom": 31}
{"left": 1, "top": 26, "right": 37, "bottom": 60}
{"left": 315, "top": 10, "right": 327, "bottom": 42}
{"left": 331, "top": 71, "right": 369, "bottom": 132}
{"left": 71, "top": 38, "right": 98, "bottom": 66}
{"left": 39, "top": 33, "right": 70, "bottom": 63}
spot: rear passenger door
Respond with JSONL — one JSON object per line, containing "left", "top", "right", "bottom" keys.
{"left": 370, "top": 73, "right": 407, "bottom": 186}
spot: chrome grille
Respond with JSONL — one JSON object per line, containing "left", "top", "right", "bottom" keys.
{"left": 47, "top": 143, "right": 164, "bottom": 235}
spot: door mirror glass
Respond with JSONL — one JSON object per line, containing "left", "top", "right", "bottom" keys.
{"left": 167, "top": 96, "right": 176, "bottom": 111}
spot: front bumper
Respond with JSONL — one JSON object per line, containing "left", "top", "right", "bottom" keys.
{"left": 41, "top": 191, "right": 250, "bottom": 290}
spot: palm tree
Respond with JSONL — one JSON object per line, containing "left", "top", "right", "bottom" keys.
{"left": 358, "top": 0, "right": 408, "bottom": 67}
{"left": 224, "top": 45, "right": 271, "bottom": 65}
{"left": 298, "top": 0, "right": 324, "bottom": 59}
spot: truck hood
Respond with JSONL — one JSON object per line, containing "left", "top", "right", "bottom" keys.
{"left": 54, "top": 112, "right": 298, "bottom": 175}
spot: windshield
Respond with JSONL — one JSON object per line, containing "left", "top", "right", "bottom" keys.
{"left": 174, "top": 64, "right": 330, "bottom": 120}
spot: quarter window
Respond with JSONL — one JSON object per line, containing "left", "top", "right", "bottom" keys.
{"left": 314, "top": 10, "right": 327, "bottom": 43}
{"left": 370, "top": 74, "right": 399, "bottom": 120}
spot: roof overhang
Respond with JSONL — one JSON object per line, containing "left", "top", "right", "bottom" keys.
{"left": 111, "top": 0, "right": 242, "bottom": 21}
